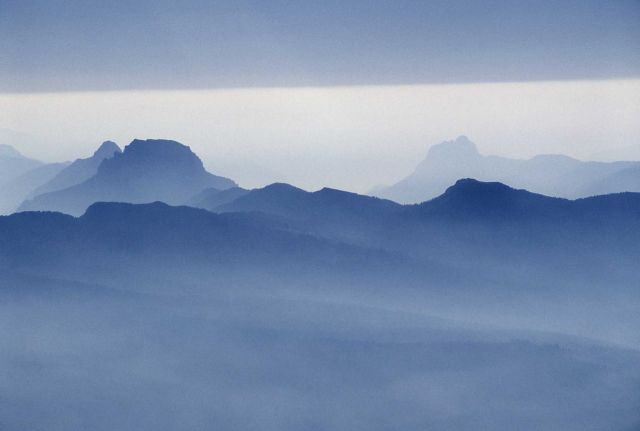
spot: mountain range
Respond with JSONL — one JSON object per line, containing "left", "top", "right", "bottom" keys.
{"left": 3, "top": 177, "right": 640, "bottom": 345}
{"left": 372, "top": 136, "right": 640, "bottom": 203}
{"left": 3, "top": 137, "right": 640, "bottom": 430}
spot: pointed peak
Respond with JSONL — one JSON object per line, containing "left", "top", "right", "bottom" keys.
{"left": 93, "top": 141, "right": 121, "bottom": 158}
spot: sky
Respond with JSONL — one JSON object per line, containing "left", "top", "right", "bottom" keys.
{"left": 1, "top": 0, "right": 639, "bottom": 91}
{"left": 1, "top": 1, "right": 639, "bottom": 190}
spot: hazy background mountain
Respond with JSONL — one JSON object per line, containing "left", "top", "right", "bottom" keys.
{"left": 0, "top": 144, "right": 42, "bottom": 187}
{"left": 0, "top": 145, "right": 72, "bottom": 214}
{"left": 19, "top": 139, "right": 236, "bottom": 215}
{"left": 30, "top": 140, "right": 121, "bottom": 197}
{"left": 187, "top": 186, "right": 250, "bottom": 210}
{"left": 372, "top": 136, "right": 640, "bottom": 203}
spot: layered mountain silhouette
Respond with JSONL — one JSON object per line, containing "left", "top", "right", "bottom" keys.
{"left": 3, "top": 180, "right": 640, "bottom": 312}
{"left": 372, "top": 136, "right": 640, "bottom": 203}
{"left": 0, "top": 145, "right": 71, "bottom": 214}
{"left": 30, "top": 140, "right": 121, "bottom": 197}
{"left": 0, "top": 144, "right": 42, "bottom": 185}
{"left": 19, "top": 139, "right": 237, "bottom": 215}
{"left": 211, "top": 183, "right": 402, "bottom": 245}
{"left": 187, "top": 186, "right": 249, "bottom": 210}
{"left": 199, "top": 179, "right": 640, "bottom": 290}
{"left": 1, "top": 201, "right": 424, "bottom": 295}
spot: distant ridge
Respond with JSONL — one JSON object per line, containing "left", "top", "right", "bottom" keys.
{"left": 0, "top": 144, "right": 58, "bottom": 214}
{"left": 372, "top": 136, "right": 640, "bottom": 203}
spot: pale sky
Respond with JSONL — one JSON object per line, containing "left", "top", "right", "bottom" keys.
{"left": 1, "top": 79, "right": 638, "bottom": 191}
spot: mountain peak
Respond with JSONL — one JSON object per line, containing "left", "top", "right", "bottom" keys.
{"left": 417, "top": 178, "right": 569, "bottom": 220}
{"left": 445, "top": 178, "right": 514, "bottom": 195}
{"left": 426, "top": 135, "right": 480, "bottom": 161}
{"left": 93, "top": 141, "right": 121, "bottom": 158}
{"left": 19, "top": 138, "right": 237, "bottom": 215}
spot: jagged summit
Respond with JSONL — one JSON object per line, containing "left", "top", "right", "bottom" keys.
{"left": 425, "top": 135, "right": 479, "bottom": 161}
{"left": 93, "top": 140, "right": 121, "bottom": 158}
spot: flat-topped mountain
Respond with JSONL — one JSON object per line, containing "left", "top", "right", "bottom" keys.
{"left": 372, "top": 136, "right": 640, "bottom": 203}
{"left": 19, "top": 139, "right": 237, "bottom": 215}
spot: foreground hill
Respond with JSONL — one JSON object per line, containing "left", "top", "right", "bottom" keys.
{"left": 1, "top": 201, "right": 428, "bottom": 295}
{"left": 372, "top": 136, "right": 640, "bottom": 203}
{"left": 19, "top": 139, "right": 237, "bottom": 215}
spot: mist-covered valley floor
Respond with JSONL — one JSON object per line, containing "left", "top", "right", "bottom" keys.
{"left": 2, "top": 275, "right": 640, "bottom": 431}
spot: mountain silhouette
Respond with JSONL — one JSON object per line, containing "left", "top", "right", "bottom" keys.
{"left": 18, "top": 139, "right": 237, "bottom": 215}
{"left": 4, "top": 183, "right": 640, "bottom": 347}
{"left": 372, "top": 136, "right": 640, "bottom": 203}
{"left": 201, "top": 178, "right": 640, "bottom": 289}
{"left": 0, "top": 144, "right": 71, "bottom": 214}
{"left": 1, "top": 201, "right": 426, "bottom": 294}
{"left": 3, "top": 181, "right": 639, "bottom": 322}
{"left": 187, "top": 186, "right": 249, "bottom": 210}
{"left": 0, "top": 144, "right": 43, "bottom": 191}
{"left": 215, "top": 182, "right": 403, "bottom": 244}
{"left": 217, "top": 183, "right": 401, "bottom": 218}
{"left": 30, "top": 141, "right": 121, "bottom": 197}
{"left": 1, "top": 162, "right": 70, "bottom": 213}
{"left": 3, "top": 196, "right": 640, "bottom": 430}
